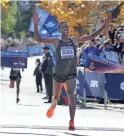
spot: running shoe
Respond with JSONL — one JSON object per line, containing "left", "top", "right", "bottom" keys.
{"left": 46, "top": 105, "right": 55, "bottom": 118}
{"left": 16, "top": 98, "right": 20, "bottom": 103}
{"left": 69, "top": 120, "right": 75, "bottom": 131}
{"left": 46, "top": 99, "right": 57, "bottom": 118}
{"left": 9, "top": 84, "right": 12, "bottom": 88}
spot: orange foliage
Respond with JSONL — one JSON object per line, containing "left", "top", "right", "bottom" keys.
{"left": 1, "top": 0, "right": 9, "bottom": 9}
{"left": 36, "top": 1, "right": 124, "bottom": 35}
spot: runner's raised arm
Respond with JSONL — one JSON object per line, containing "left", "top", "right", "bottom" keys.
{"left": 75, "top": 14, "right": 111, "bottom": 44}
{"left": 32, "top": 13, "right": 59, "bottom": 48}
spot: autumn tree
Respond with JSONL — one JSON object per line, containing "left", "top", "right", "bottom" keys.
{"left": 1, "top": 0, "right": 123, "bottom": 38}
{"left": 0, "top": 0, "right": 9, "bottom": 9}
{"left": 36, "top": 1, "right": 124, "bottom": 36}
{"left": 1, "top": 0, "right": 37, "bottom": 38}
{"left": 1, "top": 1, "right": 17, "bottom": 38}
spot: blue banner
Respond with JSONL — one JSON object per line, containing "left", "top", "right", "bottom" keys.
{"left": 59, "top": 85, "right": 68, "bottom": 105}
{"left": 1, "top": 51, "right": 28, "bottom": 68}
{"left": 84, "top": 71, "right": 105, "bottom": 98}
{"left": 76, "top": 67, "right": 105, "bottom": 98}
{"left": 39, "top": 29, "right": 50, "bottom": 38}
{"left": 76, "top": 67, "right": 124, "bottom": 100}
{"left": 29, "top": 7, "right": 61, "bottom": 38}
{"left": 76, "top": 68, "right": 85, "bottom": 96}
{"left": 29, "top": 7, "right": 49, "bottom": 32}
{"left": 50, "top": 31, "right": 61, "bottom": 37}
{"left": 106, "top": 74, "right": 124, "bottom": 100}
{"left": 86, "top": 55, "right": 124, "bottom": 73}
{"left": 43, "top": 14, "right": 59, "bottom": 34}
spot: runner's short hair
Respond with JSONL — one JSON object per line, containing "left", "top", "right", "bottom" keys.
{"left": 58, "top": 22, "right": 67, "bottom": 29}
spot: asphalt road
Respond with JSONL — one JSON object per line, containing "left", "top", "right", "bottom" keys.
{"left": 0, "top": 56, "right": 124, "bottom": 136}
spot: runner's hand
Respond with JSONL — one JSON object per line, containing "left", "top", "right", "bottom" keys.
{"left": 105, "top": 14, "right": 111, "bottom": 29}
{"left": 32, "top": 12, "right": 40, "bottom": 25}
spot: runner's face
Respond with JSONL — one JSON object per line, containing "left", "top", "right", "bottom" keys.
{"left": 59, "top": 23, "right": 69, "bottom": 36}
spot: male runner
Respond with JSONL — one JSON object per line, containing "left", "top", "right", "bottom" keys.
{"left": 9, "top": 68, "right": 22, "bottom": 103}
{"left": 32, "top": 13, "right": 111, "bottom": 130}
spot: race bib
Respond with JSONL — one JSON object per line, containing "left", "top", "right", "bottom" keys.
{"left": 60, "top": 46, "right": 74, "bottom": 59}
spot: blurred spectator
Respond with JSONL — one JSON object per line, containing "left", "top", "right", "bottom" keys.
{"left": 101, "top": 39, "right": 120, "bottom": 63}
{"left": 0, "top": 23, "right": 123, "bottom": 65}
{"left": 33, "top": 59, "right": 43, "bottom": 93}
{"left": 97, "top": 34, "right": 104, "bottom": 45}
{"left": 83, "top": 40, "right": 102, "bottom": 67}
{"left": 113, "top": 38, "right": 122, "bottom": 63}
{"left": 77, "top": 50, "right": 85, "bottom": 67}
{"left": 108, "top": 25, "right": 117, "bottom": 44}
{"left": 83, "top": 40, "right": 101, "bottom": 56}
{"left": 119, "top": 33, "right": 124, "bottom": 64}
{"left": 0, "top": 39, "right": 4, "bottom": 50}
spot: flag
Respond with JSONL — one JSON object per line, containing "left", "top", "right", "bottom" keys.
{"left": 39, "top": 29, "right": 50, "bottom": 38}
{"left": 50, "top": 31, "right": 61, "bottom": 37}
{"left": 29, "top": 7, "right": 49, "bottom": 32}
{"left": 50, "top": 26, "right": 61, "bottom": 37}
{"left": 43, "top": 14, "right": 59, "bottom": 34}
{"left": 29, "top": 7, "right": 60, "bottom": 38}
{"left": 29, "top": 19, "right": 42, "bottom": 32}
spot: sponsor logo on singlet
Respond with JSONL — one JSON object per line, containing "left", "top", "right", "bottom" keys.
{"left": 60, "top": 46, "right": 74, "bottom": 59}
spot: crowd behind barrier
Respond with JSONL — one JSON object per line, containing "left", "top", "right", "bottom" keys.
{"left": 77, "top": 24, "right": 124, "bottom": 66}
{"left": 0, "top": 25, "right": 124, "bottom": 63}
{"left": 0, "top": 25, "right": 124, "bottom": 102}
{"left": 0, "top": 37, "right": 55, "bottom": 56}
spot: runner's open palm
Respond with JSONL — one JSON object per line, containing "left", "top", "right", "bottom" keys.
{"left": 105, "top": 14, "right": 111, "bottom": 28}
{"left": 32, "top": 12, "right": 40, "bottom": 25}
